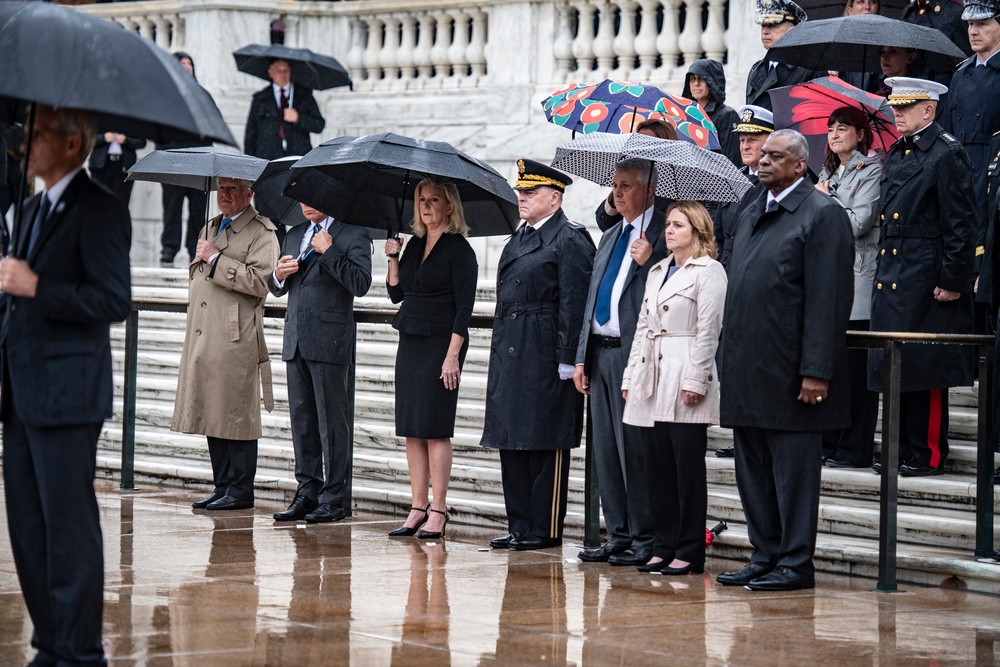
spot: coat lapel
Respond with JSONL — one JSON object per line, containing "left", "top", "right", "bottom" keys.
{"left": 881, "top": 143, "right": 922, "bottom": 205}
{"left": 498, "top": 213, "right": 564, "bottom": 273}
{"left": 27, "top": 171, "right": 88, "bottom": 264}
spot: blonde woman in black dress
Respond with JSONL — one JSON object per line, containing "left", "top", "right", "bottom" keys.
{"left": 384, "top": 178, "right": 478, "bottom": 538}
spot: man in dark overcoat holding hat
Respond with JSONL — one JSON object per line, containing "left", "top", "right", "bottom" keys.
{"left": 482, "top": 159, "right": 595, "bottom": 551}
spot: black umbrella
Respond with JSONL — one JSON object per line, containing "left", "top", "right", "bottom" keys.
{"left": 233, "top": 44, "right": 352, "bottom": 91}
{"left": 0, "top": 2, "right": 236, "bottom": 146}
{"left": 767, "top": 15, "right": 967, "bottom": 74}
{"left": 127, "top": 147, "right": 268, "bottom": 191}
{"left": 793, "top": 0, "right": 909, "bottom": 21}
{"left": 284, "top": 133, "right": 519, "bottom": 238}
{"left": 251, "top": 156, "right": 307, "bottom": 228}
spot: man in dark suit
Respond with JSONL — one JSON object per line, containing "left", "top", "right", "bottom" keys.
{"left": 269, "top": 202, "right": 372, "bottom": 523}
{"left": 718, "top": 129, "right": 854, "bottom": 591}
{"left": 482, "top": 159, "right": 595, "bottom": 551}
{"left": 87, "top": 131, "right": 146, "bottom": 208}
{"left": 0, "top": 104, "right": 132, "bottom": 666}
{"left": 573, "top": 158, "right": 666, "bottom": 567}
{"left": 745, "top": 0, "right": 821, "bottom": 111}
{"left": 243, "top": 58, "right": 325, "bottom": 161}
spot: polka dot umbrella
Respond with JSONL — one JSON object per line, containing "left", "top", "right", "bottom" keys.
{"left": 551, "top": 132, "right": 752, "bottom": 203}
{"left": 541, "top": 79, "right": 721, "bottom": 150}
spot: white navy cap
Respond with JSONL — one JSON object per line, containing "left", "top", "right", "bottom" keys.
{"left": 884, "top": 77, "right": 949, "bottom": 106}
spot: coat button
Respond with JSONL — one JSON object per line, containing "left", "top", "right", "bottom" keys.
{"left": 641, "top": 357, "right": 646, "bottom": 363}
{"left": 880, "top": 214, "right": 885, "bottom": 220}
{"left": 662, "top": 304, "right": 669, "bottom": 311}
{"left": 877, "top": 283, "right": 883, "bottom": 290}
{"left": 508, "top": 347, "right": 514, "bottom": 354}
{"left": 205, "top": 276, "right": 211, "bottom": 281}
{"left": 892, "top": 283, "right": 897, "bottom": 290}
{"left": 893, "top": 213, "right": 899, "bottom": 220}
{"left": 510, "top": 312, "right": 517, "bottom": 320}
{"left": 658, "top": 353, "right": 663, "bottom": 360}
{"left": 905, "top": 150, "right": 911, "bottom": 156}
{"left": 499, "top": 279, "right": 504, "bottom": 285}
{"left": 880, "top": 249, "right": 885, "bottom": 255}
{"left": 892, "top": 249, "right": 897, "bottom": 256}
{"left": 661, "top": 329, "right": 666, "bottom": 333}
{"left": 708, "top": 374, "right": 713, "bottom": 381}
{"left": 200, "top": 302, "right": 207, "bottom": 308}
{"left": 196, "top": 329, "right": 202, "bottom": 335}
{"left": 515, "top": 279, "right": 521, "bottom": 286}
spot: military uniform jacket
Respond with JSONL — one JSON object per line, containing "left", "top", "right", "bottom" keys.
{"left": 869, "top": 123, "right": 976, "bottom": 392}
{"left": 745, "top": 60, "right": 822, "bottom": 111}
{"left": 713, "top": 167, "right": 763, "bottom": 269}
{"left": 481, "top": 210, "right": 595, "bottom": 451}
{"left": 986, "top": 133, "right": 1000, "bottom": 317}
{"left": 899, "top": 0, "right": 971, "bottom": 58}
{"left": 720, "top": 180, "right": 854, "bottom": 432}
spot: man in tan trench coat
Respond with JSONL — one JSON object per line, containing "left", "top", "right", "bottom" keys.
{"left": 172, "top": 177, "right": 279, "bottom": 510}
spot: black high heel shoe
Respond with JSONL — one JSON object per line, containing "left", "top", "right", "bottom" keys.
{"left": 387, "top": 504, "right": 430, "bottom": 537}
{"left": 659, "top": 562, "right": 704, "bottom": 575}
{"left": 416, "top": 508, "right": 449, "bottom": 539}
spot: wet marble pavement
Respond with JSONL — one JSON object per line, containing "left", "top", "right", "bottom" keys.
{"left": 2, "top": 480, "right": 999, "bottom": 666}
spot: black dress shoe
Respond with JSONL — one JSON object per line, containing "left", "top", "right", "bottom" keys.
{"left": 192, "top": 490, "right": 225, "bottom": 509}
{"left": 899, "top": 460, "right": 944, "bottom": 477}
{"left": 637, "top": 559, "right": 668, "bottom": 572}
{"left": 491, "top": 533, "right": 517, "bottom": 549}
{"left": 715, "top": 445, "right": 735, "bottom": 458}
{"left": 206, "top": 495, "right": 254, "bottom": 511}
{"left": 745, "top": 566, "right": 815, "bottom": 591}
{"left": 305, "top": 503, "right": 347, "bottom": 523}
{"left": 509, "top": 535, "right": 562, "bottom": 550}
{"left": 825, "top": 457, "right": 864, "bottom": 468}
{"left": 388, "top": 504, "right": 430, "bottom": 537}
{"left": 716, "top": 563, "right": 772, "bottom": 586}
{"left": 660, "top": 563, "right": 705, "bottom": 575}
{"left": 608, "top": 547, "right": 653, "bottom": 566}
{"left": 992, "top": 549, "right": 1000, "bottom": 561}
{"left": 578, "top": 543, "right": 628, "bottom": 562}
{"left": 415, "top": 508, "right": 449, "bottom": 539}
{"left": 994, "top": 467, "right": 1000, "bottom": 483}
{"left": 273, "top": 494, "right": 318, "bottom": 521}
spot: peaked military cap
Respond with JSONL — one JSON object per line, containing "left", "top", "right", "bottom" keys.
{"left": 962, "top": 0, "right": 1000, "bottom": 21}
{"left": 754, "top": 0, "right": 808, "bottom": 25}
{"left": 735, "top": 105, "right": 775, "bottom": 134}
{"left": 514, "top": 159, "right": 573, "bottom": 191}
{"left": 884, "top": 77, "right": 949, "bottom": 106}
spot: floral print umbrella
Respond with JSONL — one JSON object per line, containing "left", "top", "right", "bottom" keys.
{"left": 541, "top": 79, "right": 721, "bottom": 151}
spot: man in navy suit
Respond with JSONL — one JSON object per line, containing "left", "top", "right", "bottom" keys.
{"left": 268, "top": 203, "right": 372, "bottom": 523}
{"left": 0, "top": 104, "right": 132, "bottom": 666}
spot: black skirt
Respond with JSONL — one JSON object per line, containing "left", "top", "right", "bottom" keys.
{"left": 394, "top": 331, "right": 469, "bottom": 439}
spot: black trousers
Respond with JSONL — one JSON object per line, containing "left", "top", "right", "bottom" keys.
{"left": 90, "top": 163, "right": 134, "bottom": 209}
{"left": 733, "top": 427, "right": 822, "bottom": 576}
{"left": 161, "top": 184, "right": 207, "bottom": 263}
{"left": 499, "top": 448, "right": 571, "bottom": 540}
{"left": 899, "top": 389, "right": 949, "bottom": 469}
{"left": 640, "top": 422, "right": 708, "bottom": 565}
{"left": 207, "top": 436, "right": 258, "bottom": 500}
{"left": 287, "top": 351, "right": 350, "bottom": 508}
{"left": 823, "top": 319, "right": 879, "bottom": 466}
{"left": 2, "top": 396, "right": 106, "bottom": 665}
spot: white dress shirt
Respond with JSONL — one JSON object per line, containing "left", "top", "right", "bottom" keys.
{"left": 591, "top": 204, "right": 655, "bottom": 337}
{"left": 272, "top": 216, "right": 332, "bottom": 288}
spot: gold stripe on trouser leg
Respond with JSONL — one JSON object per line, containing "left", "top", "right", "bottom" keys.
{"left": 549, "top": 450, "right": 563, "bottom": 538}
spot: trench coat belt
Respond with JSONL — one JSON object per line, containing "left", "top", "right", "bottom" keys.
{"left": 630, "top": 329, "right": 696, "bottom": 402}
{"left": 881, "top": 224, "right": 941, "bottom": 239}
{"left": 255, "top": 307, "right": 274, "bottom": 412}
{"left": 495, "top": 301, "right": 557, "bottom": 319}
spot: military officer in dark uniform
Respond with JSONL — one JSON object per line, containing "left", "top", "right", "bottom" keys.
{"left": 870, "top": 78, "right": 978, "bottom": 476}
{"left": 941, "top": 0, "right": 1000, "bottom": 331}
{"left": 899, "top": 0, "right": 973, "bottom": 61}
{"left": 482, "top": 160, "right": 596, "bottom": 551}
{"left": 986, "top": 131, "right": 1000, "bottom": 498}
{"left": 745, "top": 0, "right": 822, "bottom": 111}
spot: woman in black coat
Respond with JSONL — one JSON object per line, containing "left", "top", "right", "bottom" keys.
{"left": 383, "top": 178, "right": 478, "bottom": 539}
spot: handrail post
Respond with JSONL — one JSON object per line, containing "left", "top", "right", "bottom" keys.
{"left": 345, "top": 323, "right": 357, "bottom": 518}
{"left": 877, "top": 339, "right": 901, "bottom": 592}
{"left": 583, "top": 399, "right": 600, "bottom": 547}
{"left": 975, "top": 342, "right": 994, "bottom": 557}
{"left": 120, "top": 308, "right": 138, "bottom": 491}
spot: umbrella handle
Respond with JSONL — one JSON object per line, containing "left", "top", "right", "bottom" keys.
{"left": 9, "top": 104, "right": 36, "bottom": 258}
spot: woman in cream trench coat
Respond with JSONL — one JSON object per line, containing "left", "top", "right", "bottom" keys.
{"left": 621, "top": 201, "right": 727, "bottom": 574}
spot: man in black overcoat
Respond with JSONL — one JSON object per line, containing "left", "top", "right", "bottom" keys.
{"left": 987, "top": 131, "right": 1000, "bottom": 511}
{"left": 87, "top": 130, "right": 146, "bottom": 208}
{"left": 718, "top": 129, "right": 854, "bottom": 591}
{"left": 482, "top": 159, "right": 595, "bottom": 551}
{"left": 573, "top": 158, "right": 666, "bottom": 567}
{"left": 899, "top": 0, "right": 973, "bottom": 61}
{"left": 870, "top": 77, "right": 977, "bottom": 476}
{"left": 268, "top": 203, "right": 372, "bottom": 523}
{"left": 0, "top": 104, "right": 132, "bottom": 666}
{"left": 744, "top": 0, "right": 822, "bottom": 111}
{"left": 243, "top": 58, "right": 326, "bottom": 161}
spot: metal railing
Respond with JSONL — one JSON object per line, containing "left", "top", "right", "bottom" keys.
{"left": 119, "top": 299, "right": 994, "bottom": 592}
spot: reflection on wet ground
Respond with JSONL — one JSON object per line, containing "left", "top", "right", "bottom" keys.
{"left": 1, "top": 480, "right": 998, "bottom": 666}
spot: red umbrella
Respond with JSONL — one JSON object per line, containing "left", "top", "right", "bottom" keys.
{"left": 768, "top": 75, "right": 899, "bottom": 174}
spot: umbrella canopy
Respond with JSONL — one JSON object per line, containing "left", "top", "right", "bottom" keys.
{"left": 766, "top": 15, "right": 967, "bottom": 74}
{"left": 541, "top": 79, "right": 721, "bottom": 150}
{"left": 769, "top": 76, "right": 899, "bottom": 174}
{"left": 793, "top": 0, "right": 909, "bottom": 21}
{"left": 284, "top": 133, "right": 519, "bottom": 237}
{"left": 0, "top": 1, "right": 236, "bottom": 146}
{"left": 251, "top": 156, "right": 308, "bottom": 228}
{"left": 127, "top": 147, "right": 268, "bottom": 191}
{"left": 551, "top": 132, "right": 752, "bottom": 203}
{"left": 233, "top": 43, "right": 351, "bottom": 91}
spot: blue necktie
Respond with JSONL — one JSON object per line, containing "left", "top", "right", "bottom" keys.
{"left": 765, "top": 199, "right": 778, "bottom": 214}
{"left": 26, "top": 194, "right": 52, "bottom": 256}
{"left": 594, "top": 223, "right": 633, "bottom": 325}
{"left": 298, "top": 223, "right": 323, "bottom": 264}
{"left": 217, "top": 217, "right": 233, "bottom": 235}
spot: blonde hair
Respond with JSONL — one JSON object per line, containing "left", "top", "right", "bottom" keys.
{"left": 667, "top": 201, "right": 717, "bottom": 259}
{"left": 410, "top": 177, "right": 469, "bottom": 237}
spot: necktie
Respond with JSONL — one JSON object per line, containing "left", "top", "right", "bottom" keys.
{"left": 26, "top": 194, "right": 52, "bottom": 256}
{"left": 765, "top": 199, "right": 778, "bottom": 214}
{"left": 594, "top": 223, "right": 633, "bottom": 325}
{"left": 278, "top": 88, "right": 288, "bottom": 147}
{"left": 299, "top": 223, "right": 324, "bottom": 265}
{"left": 217, "top": 217, "right": 233, "bottom": 235}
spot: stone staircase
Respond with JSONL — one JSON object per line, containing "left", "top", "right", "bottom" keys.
{"left": 96, "top": 268, "right": 1000, "bottom": 592}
